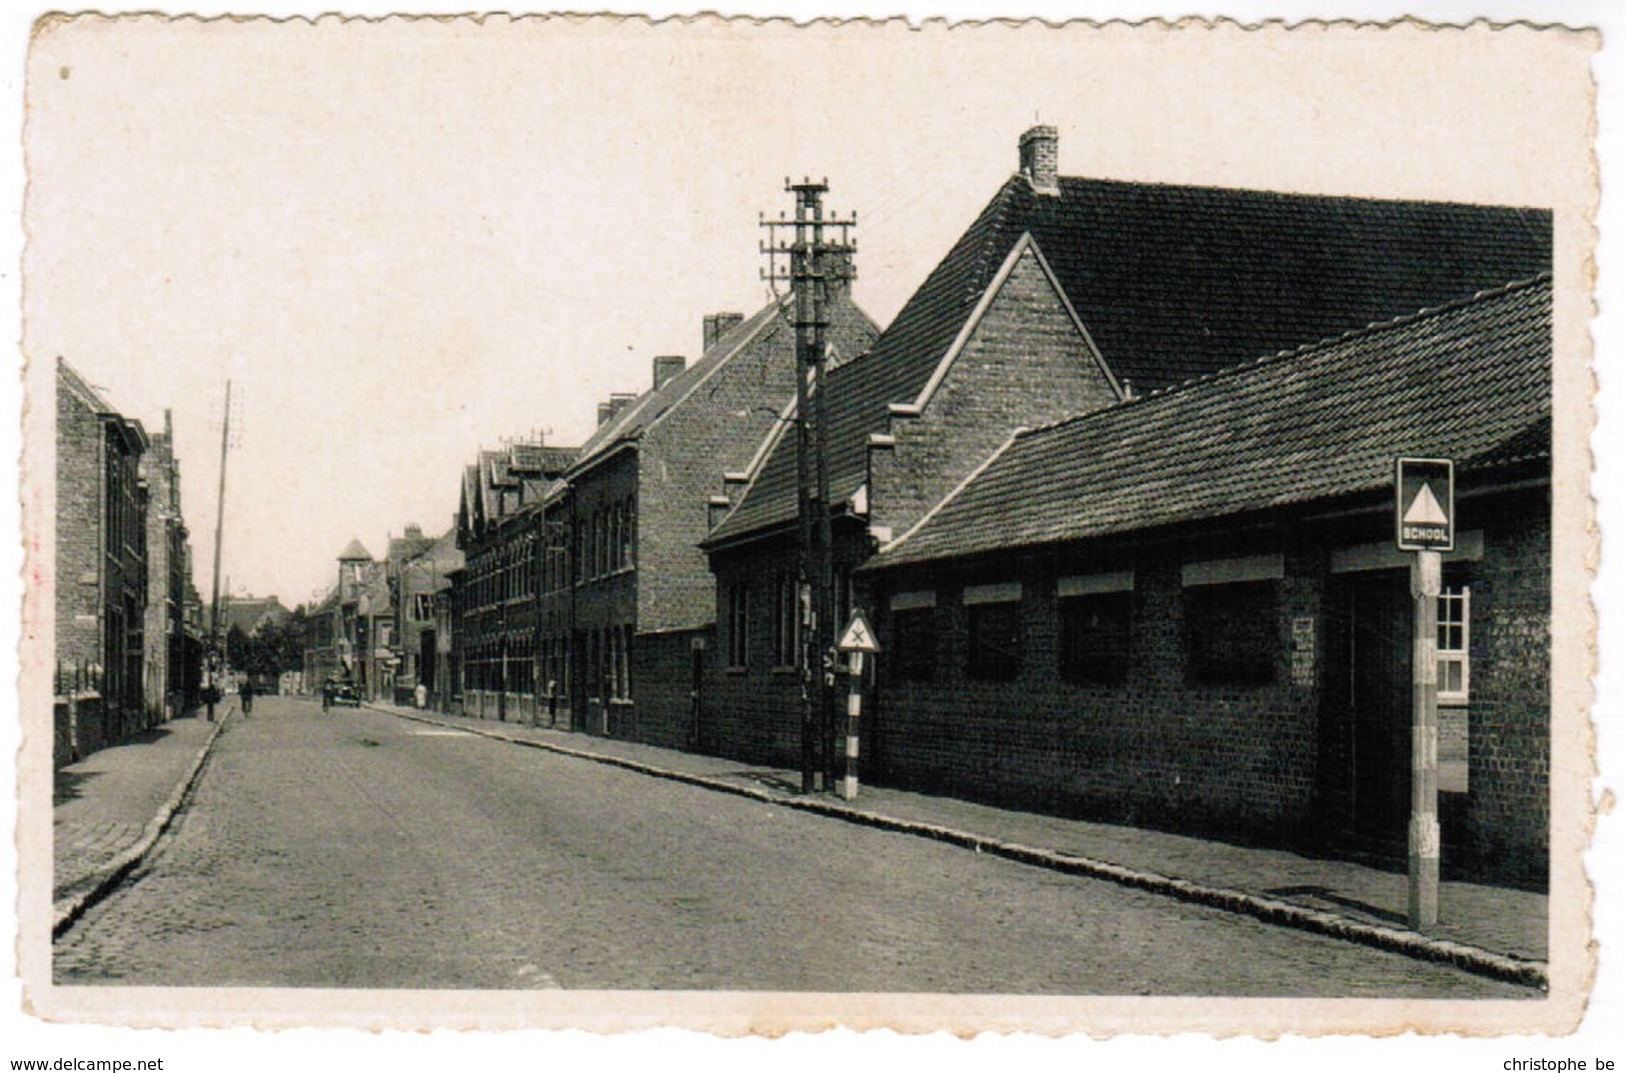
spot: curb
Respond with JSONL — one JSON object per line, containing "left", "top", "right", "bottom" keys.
{"left": 52, "top": 712, "right": 230, "bottom": 939}
{"left": 369, "top": 704, "right": 1547, "bottom": 991}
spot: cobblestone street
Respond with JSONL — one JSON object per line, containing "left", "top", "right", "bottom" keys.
{"left": 49, "top": 697, "right": 1535, "bottom": 996}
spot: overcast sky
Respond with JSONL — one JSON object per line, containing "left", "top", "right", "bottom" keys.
{"left": 24, "top": 16, "right": 1591, "bottom": 606}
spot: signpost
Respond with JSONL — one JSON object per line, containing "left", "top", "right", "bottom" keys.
{"left": 1395, "top": 458, "right": 1454, "bottom": 929}
{"left": 835, "top": 610, "right": 880, "bottom": 801}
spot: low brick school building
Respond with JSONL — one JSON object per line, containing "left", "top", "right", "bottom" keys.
{"left": 700, "top": 125, "right": 1551, "bottom": 801}
{"left": 859, "top": 276, "right": 1551, "bottom": 889}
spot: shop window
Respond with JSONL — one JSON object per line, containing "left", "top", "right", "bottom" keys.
{"left": 966, "top": 601, "right": 1021, "bottom": 682}
{"left": 1059, "top": 591, "right": 1131, "bottom": 685}
{"left": 891, "top": 607, "right": 937, "bottom": 683}
{"left": 1186, "top": 581, "right": 1277, "bottom": 685}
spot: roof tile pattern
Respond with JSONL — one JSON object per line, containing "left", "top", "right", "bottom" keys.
{"left": 708, "top": 174, "right": 1551, "bottom": 548}
{"left": 871, "top": 275, "right": 1551, "bottom": 569}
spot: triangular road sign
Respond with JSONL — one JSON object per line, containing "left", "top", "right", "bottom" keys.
{"left": 837, "top": 609, "right": 881, "bottom": 653}
{"left": 1404, "top": 482, "right": 1450, "bottom": 526}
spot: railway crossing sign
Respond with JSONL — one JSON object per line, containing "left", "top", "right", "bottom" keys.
{"left": 837, "top": 609, "right": 881, "bottom": 654}
{"left": 1395, "top": 458, "right": 1455, "bottom": 552}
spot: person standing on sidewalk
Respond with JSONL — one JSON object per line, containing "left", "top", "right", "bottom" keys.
{"left": 239, "top": 677, "right": 255, "bottom": 716}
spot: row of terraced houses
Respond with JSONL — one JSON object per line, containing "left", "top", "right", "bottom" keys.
{"left": 54, "top": 359, "right": 208, "bottom": 766}
{"left": 334, "top": 127, "right": 1555, "bottom": 889}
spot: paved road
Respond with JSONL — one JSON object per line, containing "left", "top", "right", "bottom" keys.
{"left": 54, "top": 696, "right": 1533, "bottom": 996}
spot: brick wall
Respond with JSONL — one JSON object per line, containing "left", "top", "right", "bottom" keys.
{"left": 862, "top": 488, "right": 1549, "bottom": 888}
{"left": 56, "top": 372, "right": 104, "bottom": 676}
{"left": 626, "top": 626, "right": 711, "bottom": 749}
{"left": 1454, "top": 487, "right": 1550, "bottom": 885}
{"left": 867, "top": 541, "right": 1322, "bottom": 845}
{"left": 869, "top": 243, "right": 1119, "bottom": 540}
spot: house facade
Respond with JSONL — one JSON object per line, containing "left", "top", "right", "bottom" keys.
{"left": 139, "top": 408, "right": 197, "bottom": 724}
{"left": 858, "top": 277, "right": 1551, "bottom": 889}
{"left": 387, "top": 524, "right": 463, "bottom": 709}
{"left": 453, "top": 441, "right": 575, "bottom": 722}
{"left": 540, "top": 296, "right": 879, "bottom": 744}
{"left": 56, "top": 359, "right": 150, "bottom": 762}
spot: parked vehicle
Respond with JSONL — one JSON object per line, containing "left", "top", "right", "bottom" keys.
{"left": 322, "top": 680, "right": 361, "bottom": 709}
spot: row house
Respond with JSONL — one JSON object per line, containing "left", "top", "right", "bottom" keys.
{"left": 860, "top": 276, "right": 1551, "bottom": 888}
{"left": 537, "top": 297, "right": 878, "bottom": 742}
{"left": 139, "top": 408, "right": 202, "bottom": 723}
{"left": 387, "top": 524, "right": 463, "bottom": 709}
{"left": 452, "top": 441, "right": 575, "bottom": 721}
{"left": 55, "top": 359, "right": 151, "bottom": 763}
{"left": 698, "top": 127, "right": 1551, "bottom": 884}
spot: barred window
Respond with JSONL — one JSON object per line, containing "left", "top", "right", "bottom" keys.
{"left": 1186, "top": 581, "right": 1276, "bottom": 685}
{"left": 966, "top": 601, "right": 1021, "bottom": 682}
{"left": 726, "top": 581, "right": 750, "bottom": 669}
{"left": 772, "top": 571, "right": 799, "bottom": 669}
{"left": 1059, "top": 592, "right": 1131, "bottom": 685}
{"left": 891, "top": 608, "right": 937, "bottom": 683}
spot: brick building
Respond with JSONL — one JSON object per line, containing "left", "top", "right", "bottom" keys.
{"left": 539, "top": 296, "right": 878, "bottom": 743}
{"left": 387, "top": 524, "right": 463, "bottom": 708}
{"left": 700, "top": 127, "right": 1551, "bottom": 782}
{"left": 452, "top": 441, "right": 575, "bottom": 721}
{"left": 859, "top": 276, "right": 1552, "bottom": 889}
{"left": 303, "top": 539, "right": 391, "bottom": 699}
{"left": 55, "top": 359, "right": 149, "bottom": 762}
{"left": 139, "top": 408, "right": 198, "bottom": 724}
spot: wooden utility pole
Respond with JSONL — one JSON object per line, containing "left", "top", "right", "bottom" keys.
{"left": 762, "top": 179, "right": 856, "bottom": 793}
{"left": 206, "top": 379, "right": 232, "bottom": 722}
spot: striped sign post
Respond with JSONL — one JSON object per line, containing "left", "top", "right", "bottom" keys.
{"left": 836, "top": 610, "right": 881, "bottom": 801}
{"left": 1396, "top": 458, "right": 1453, "bottom": 930}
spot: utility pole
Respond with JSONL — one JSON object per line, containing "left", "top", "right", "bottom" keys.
{"left": 206, "top": 379, "right": 232, "bottom": 722}
{"left": 762, "top": 178, "right": 856, "bottom": 793}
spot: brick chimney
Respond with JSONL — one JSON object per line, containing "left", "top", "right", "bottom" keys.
{"left": 1019, "top": 125, "right": 1060, "bottom": 196}
{"left": 652, "top": 355, "right": 687, "bottom": 390}
{"left": 704, "top": 312, "right": 745, "bottom": 352}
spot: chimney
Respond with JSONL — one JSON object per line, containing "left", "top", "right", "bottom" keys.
{"left": 405, "top": 524, "right": 423, "bottom": 541}
{"left": 597, "top": 401, "right": 614, "bottom": 426}
{"left": 598, "top": 393, "right": 636, "bottom": 425}
{"left": 652, "top": 355, "right": 687, "bottom": 390}
{"left": 704, "top": 312, "right": 745, "bottom": 352}
{"left": 1019, "top": 125, "right": 1060, "bottom": 196}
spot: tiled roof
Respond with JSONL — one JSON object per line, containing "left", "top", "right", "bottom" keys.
{"left": 337, "top": 538, "right": 372, "bottom": 562}
{"left": 566, "top": 296, "right": 790, "bottom": 477}
{"left": 706, "top": 173, "right": 1551, "bottom": 548}
{"left": 698, "top": 296, "right": 900, "bottom": 544}
{"left": 869, "top": 275, "right": 1551, "bottom": 570}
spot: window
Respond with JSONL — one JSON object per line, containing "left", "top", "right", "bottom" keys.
{"left": 891, "top": 608, "right": 937, "bottom": 683}
{"left": 966, "top": 601, "right": 1021, "bottom": 682}
{"left": 726, "top": 581, "right": 750, "bottom": 669}
{"left": 1437, "top": 585, "right": 1470, "bottom": 705}
{"left": 772, "top": 571, "right": 799, "bottom": 669}
{"left": 1059, "top": 592, "right": 1131, "bottom": 684}
{"left": 1186, "top": 581, "right": 1277, "bottom": 684}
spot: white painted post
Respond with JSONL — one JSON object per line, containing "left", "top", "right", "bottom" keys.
{"left": 1409, "top": 549, "right": 1442, "bottom": 929}
{"left": 842, "top": 650, "right": 864, "bottom": 801}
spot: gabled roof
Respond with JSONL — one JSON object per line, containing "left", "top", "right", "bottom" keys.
{"left": 221, "top": 596, "right": 292, "bottom": 636}
{"left": 566, "top": 296, "right": 793, "bottom": 479}
{"left": 869, "top": 275, "right": 1551, "bottom": 570}
{"left": 705, "top": 171, "right": 1551, "bottom": 549}
{"left": 338, "top": 538, "right": 372, "bottom": 562}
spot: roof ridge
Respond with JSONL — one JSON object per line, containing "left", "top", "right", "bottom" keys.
{"left": 1055, "top": 172, "right": 1549, "bottom": 213}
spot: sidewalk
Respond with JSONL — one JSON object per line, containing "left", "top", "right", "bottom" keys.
{"left": 52, "top": 708, "right": 226, "bottom": 935}
{"left": 370, "top": 700, "right": 1549, "bottom": 988}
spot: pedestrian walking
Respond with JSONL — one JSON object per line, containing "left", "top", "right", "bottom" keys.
{"left": 239, "top": 677, "right": 255, "bottom": 716}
